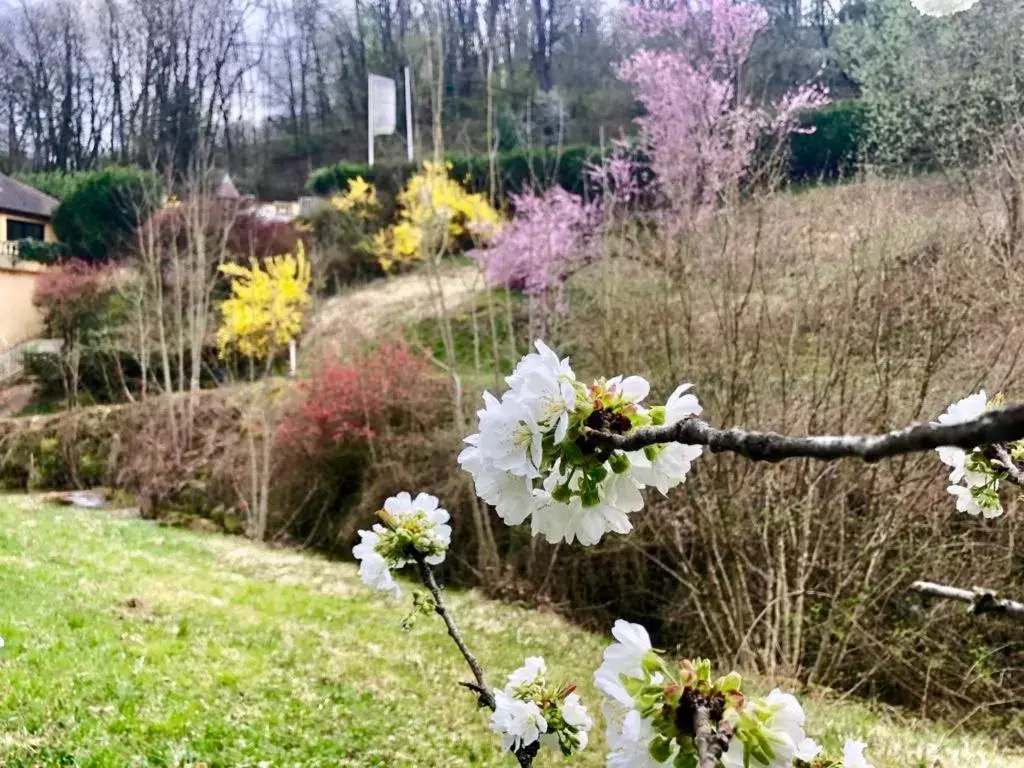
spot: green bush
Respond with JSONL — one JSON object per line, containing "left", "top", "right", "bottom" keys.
{"left": 304, "top": 207, "right": 384, "bottom": 289}
{"left": 51, "top": 168, "right": 160, "bottom": 263}
{"left": 307, "top": 146, "right": 605, "bottom": 205}
{"left": 13, "top": 171, "right": 92, "bottom": 201}
{"left": 15, "top": 239, "right": 69, "bottom": 266}
{"left": 790, "top": 100, "right": 868, "bottom": 181}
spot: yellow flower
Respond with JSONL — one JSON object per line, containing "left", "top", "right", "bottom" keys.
{"left": 374, "top": 162, "right": 501, "bottom": 272}
{"left": 331, "top": 176, "right": 379, "bottom": 220}
{"left": 216, "top": 242, "right": 312, "bottom": 359}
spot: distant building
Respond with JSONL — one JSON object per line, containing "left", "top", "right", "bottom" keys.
{"left": 215, "top": 173, "right": 241, "bottom": 201}
{"left": 0, "top": 172, "right": 59, "bottom": 259}
{"left": 0, "top": 173, "right": 58, "bottom": 350}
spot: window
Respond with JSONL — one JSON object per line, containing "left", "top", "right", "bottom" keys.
{"left": 6, "top": 218, "right": 45, "bottom": 242}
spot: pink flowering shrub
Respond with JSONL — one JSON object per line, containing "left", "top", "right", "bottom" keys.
{"left": 474, "top": 187, "right": 598, "bottom": 298}
{"left": 618, "top": 0, "right": 828, "bottom": 216}
{"left": 584, "top": 141, "right": 648, "bottom": 208}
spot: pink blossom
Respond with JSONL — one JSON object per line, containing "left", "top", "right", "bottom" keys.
{"left": 473, "top": 187, "right": 597, "bottom": 297}
{"left": 585, "top": 142, "right": 642, "bottom": 205}
{"left": 619, "top": 0, "right": 829, "bottom": 216}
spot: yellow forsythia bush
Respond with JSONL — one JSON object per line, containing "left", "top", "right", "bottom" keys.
{"left": 217, "top": 243, "right": 312, "bottom": 359}
{"left": 373, "top": 161, "right": 500, "bottom": 271}
{"left": 330, "top": 177, "right": 379, "bottom": 220}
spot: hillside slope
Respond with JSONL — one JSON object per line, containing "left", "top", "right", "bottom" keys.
{"left": 0, "top": 496, "right": 1021, "bottom": 767}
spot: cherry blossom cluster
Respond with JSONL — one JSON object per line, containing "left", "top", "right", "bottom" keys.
{"left": 594, "top": 620, "right": 875, "bottom": 768}
{"left": 352, "top": 492, "right": 452, "bottom": 597}
{"left": 491, "top": 656, "right": 594, "bottom": 756}
{"left": 458, "top": 340, "right": 703, "bottom": 546}
{"left": 935, "top": 392, "right": 1016, "bottom": 519}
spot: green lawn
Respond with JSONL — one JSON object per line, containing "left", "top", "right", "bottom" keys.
{"left": 0, "top": 496, "right": 1021, "bottom": 767}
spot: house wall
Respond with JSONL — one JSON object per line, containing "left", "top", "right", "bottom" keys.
{"left": 0, "top": 256, "right": 46, "bottom": 350}
{"left": 0, "top": 211, "right": 56, "bottom": 243}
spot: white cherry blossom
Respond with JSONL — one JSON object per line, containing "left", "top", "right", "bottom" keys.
{"left": 628, "top": 442, "right": 703, "bottom": 496}
{"left": 531, "top": 469, "right": 640, "bottom": 546}
{"left": 606, "top": 708, "right": 666, "bottom": 767}
{"left": 843, "top": 739, "right": 876, "bottom": 768}
{"left": 491, "top": 690, "right": 547, "bottom": 752}
{"left": 506, "top": 656, "right": 546, "bottom": 689}
{"left": 606, "top": 375, "right": 651, "bottom": 405}
{"left": 947, "top": 484, "right": 1003, "bottom": 519}
{"left": 458, "top": 436, "right": 537, "bottom": 525}
{"left": 506, "top": 340, "right": 578, "bottom": 443}
{"left": 352, "top": 529, "right": 401, "bottom": 597}
{"left": 910, "top": 0, "right": 980, "bottom": 16}
{"left": 723, "top": 689, "right": 810, "bottom": 768}
{"left": 594, "top": 620, "right": 652, "bottom": 705}
{"left": 664, "top": 383, "right": 702, "bottom": 424}
{"left": 382, "top": 491, "right": 452, "bottom": 565}
{"left": 475, "top": 392, "right": 543, "bottom": 478}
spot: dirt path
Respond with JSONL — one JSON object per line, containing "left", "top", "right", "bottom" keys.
{"left": 308, "top": 264, "right": 481, "bottom": 344}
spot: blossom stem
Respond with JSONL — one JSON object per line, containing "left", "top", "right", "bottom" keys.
{"left": 693, "top": 704, "right": 732, "bottom": 768}
{"left": 413, "top": 555, "right": 537, "bottom": 767}
{"left": 582, "top": 404, "right": 1024, "bottom": 463}
{"left": 911, "top": 580, "right": 1024, "bottom": 620}
{"left": 413, "top": 554, "right": 495, "bottom": 709}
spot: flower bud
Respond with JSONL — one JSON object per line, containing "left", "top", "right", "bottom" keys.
{"left": 609, "top": 452, "right": 632, "bottom": 474}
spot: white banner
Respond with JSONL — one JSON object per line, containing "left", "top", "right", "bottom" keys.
{"left": 368, "top": 74, "right": 397, "bottom": 137}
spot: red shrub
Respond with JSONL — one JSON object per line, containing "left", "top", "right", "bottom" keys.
{"left": 138, "top": 202, "right": 305, "bottom": 263}
{"left": 33, "top": 258, "right": 113, "bottom": 337}
{"left": 278, "top": 341, "right": 450, "bottom": 451}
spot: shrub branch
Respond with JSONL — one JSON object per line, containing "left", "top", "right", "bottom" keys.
{"left": 583, "top": 404, "right": 1024, "bottom": 464}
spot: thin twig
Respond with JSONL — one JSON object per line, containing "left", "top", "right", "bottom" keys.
{"left": 911, "top": 580, "right": 1024, "bottom": 620}
{"left": 413, "top": 554, "right": 495, "bottom": 710}
{"left": 413, "top": 554, "right": 538, "bottom": 766}
{"left": 583, "top": 403, "right": 1024, "bottom": 463}
{"left": 693, "top": 705, "right": 732, "bottom": 768}
{"left": 992, "top": 444, "right": 1024, "bottom": 486}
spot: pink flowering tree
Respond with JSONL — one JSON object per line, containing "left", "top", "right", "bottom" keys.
{"left": 473, "top": 186, "right": 598, "bottom": 319}
{"left": 618, "top": 0, "right": 828, "bottom": 217}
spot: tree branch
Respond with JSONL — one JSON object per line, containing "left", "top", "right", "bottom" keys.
{"left": 911, "top": 580, "right": 1024, "bottom": 620}
{"left": 413, "top": 555, "right": 537, "bottom": 767}
{"left": 413, "top": 554, "right": 495, "bottom": 710}
{"left": 583, "top": 403, "right": 1024, "bottom": 464}
{"left": 693, "top": 705, "right": 732, "bottom": 768}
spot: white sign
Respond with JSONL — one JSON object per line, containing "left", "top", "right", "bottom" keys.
{"left": 368, "top": 74, "right": 397, "bottom": 137}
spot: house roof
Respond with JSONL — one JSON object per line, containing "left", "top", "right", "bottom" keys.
{"left": 0, "top": 172, "right": 59, "bottom": 219}
{"left": 215, "top": 173, "right": 240, "bottom": 200}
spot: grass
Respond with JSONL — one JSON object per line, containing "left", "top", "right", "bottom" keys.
{"left": 403, "top": 289, "right": 526, "bottom": 378}
{"left": 0, "top": 496, "right": 1022, "bottom": 767}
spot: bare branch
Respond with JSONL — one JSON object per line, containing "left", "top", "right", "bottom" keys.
{"left": 413, "top": 554, "right": 538, "bottom": 766}
{"left": 583, "top": 404, "right": 1024, "bottom": 464}
{"left": 413, "top": 554, "right": 494, "bottom": 710}
{"left": 911, "top": 580, "right": 1024, "bottom": 620}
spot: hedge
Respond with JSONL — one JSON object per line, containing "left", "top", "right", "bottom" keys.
{"left": 308, "top": 105, "right": 867, "bottom": 203}
{"left": 51, "top": 167, "right": 161, "bottom": 263}
{"left": 13, "top": 170, "right": 92, "bottom": 201}
{"left": 790, "top": 100, "right": 868, "bottom": 181}
{"left": 307, "top": 146, "right": 605, "bottom": 205}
